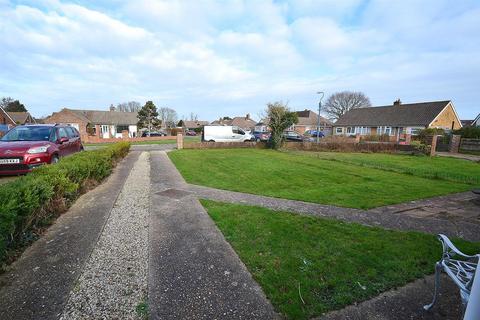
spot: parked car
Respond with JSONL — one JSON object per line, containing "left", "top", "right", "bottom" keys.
{"left": 283, "top": 131, "right": 305, "bottom": 142}
{"left": 304, "top": 130, "right": 325, "bottom": 141}
{"left": 185, "top": 130, "right": 197, "bottom": 136}
{"left": 141, "top": 131, "right": 167, "bottom": 137}
{"left": 252, "top": 131, "right": 271, "bottom": 142}
{"left": 0, "top": 124, "right": 83, "bottom": 175}
{"left": 203, "top": 125, "right": 254, "bottom": 142}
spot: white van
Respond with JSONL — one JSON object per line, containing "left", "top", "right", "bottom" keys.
{"left": 203, "top": 126, "right": 254, "bottom": 142}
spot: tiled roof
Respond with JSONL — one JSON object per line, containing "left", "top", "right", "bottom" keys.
{"left": 294, "top": 110, "right": 333, "bottom": 126}
{"left": 184, "top": 120, "right": 209, "bottom": 128}
{"left": 211, "top": 116, "right": 257, "bottom": 129}
{"left": 7, "top": 112, "right": 35, "bottom": 124}
{"left": 230, "top": 116, "right": 257, "bottom": 129}
{"left": 69, "top": 109, "right": 138, "bottom": 125}
{"left": 334, "top": 101, "right": 451, "bottom": 127}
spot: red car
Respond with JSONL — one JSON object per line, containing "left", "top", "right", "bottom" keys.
{"left": 0, "top": 124, "right": 83, "bottom": 175}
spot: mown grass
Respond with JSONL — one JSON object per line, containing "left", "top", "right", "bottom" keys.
{"left": 169, "top": 149, "right": 474, "bottom": 209}
{"left": 202, "top": 200, "right": 480, "bottom": 319}
{"left": 289, "top": 151, "right": 480, "bottom": 185}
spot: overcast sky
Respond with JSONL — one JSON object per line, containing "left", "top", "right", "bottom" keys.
{"left": 1, "top": 0, "right": 479, "bottom": 121}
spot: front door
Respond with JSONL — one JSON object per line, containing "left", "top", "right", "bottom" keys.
{"left": 101, "top": 125, "right": 109, "bottom": 139}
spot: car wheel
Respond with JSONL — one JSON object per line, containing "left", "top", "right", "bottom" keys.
{"left": 50, "top": 154, "right": 59, "bottom": 164}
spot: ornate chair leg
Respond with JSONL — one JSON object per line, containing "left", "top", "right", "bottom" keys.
{"left": 424, "top": 262, "right": 442, "bottom": 310}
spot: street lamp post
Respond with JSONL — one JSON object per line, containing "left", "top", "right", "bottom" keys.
{"left": 316, "top": 91, "right": 324, "bottom": 143}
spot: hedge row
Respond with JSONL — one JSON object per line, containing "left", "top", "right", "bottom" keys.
{"left": 0, "top": 142, "right": 130, "bottom": 268}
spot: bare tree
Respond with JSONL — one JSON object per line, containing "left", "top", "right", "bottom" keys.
{"left": 324, "top": 91, "right": 371, "bottom": 121}
{"left": 116, "top": 101, "right": 141, "bottom": 112}
{"left": 0, "top": 97, "right": 14, "bottom": 109}
{"left": 189, "top": 112, "right": 198, "bottom": 121}
{"left": 159, "top": 107, "right": 178, "bottom": 128}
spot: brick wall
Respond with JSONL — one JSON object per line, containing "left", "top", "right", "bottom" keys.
{"left": 83, "top": 135, "right": 177, "bottom": 144}
{"left": 44, "top": 110, "right": 89, "bottom": 137}
{"left": 0, "top": 108, "right": 15, "bottom": 126}
{"left": 429, "top": 103, "right": 461, "bottom": 130}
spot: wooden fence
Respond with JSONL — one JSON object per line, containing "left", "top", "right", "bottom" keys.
{"left": 460, "top": 138, "right": 480, "bottom": 152}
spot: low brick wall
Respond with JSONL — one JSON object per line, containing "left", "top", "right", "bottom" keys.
{"left": 460, "top": 138, "right": 480, "bottom": 152}
{"left": 184, "top": 142, "right": 266, "bottom": 149}
{"left": 82, "top": 136, "right": 176, "bottom": 144}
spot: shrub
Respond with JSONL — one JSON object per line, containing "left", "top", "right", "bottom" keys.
{"left": 265, "top": 102, "right": 298, "bottom": 149}
{"left": 454, "top": 126, "right": 480, "bottom": 139}
{"left": 410, "top": 140, "right": 430, "bottom": 154}
{"left": 0, "top": 142, "right": 130, "bottom": 268}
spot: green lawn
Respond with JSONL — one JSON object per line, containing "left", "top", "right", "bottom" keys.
{"left": 291, "top": 151, "right": 480, "bottom": 185}
{"left": 202, "top": 200, "right": 480, "bottom": 319}
{"left": 169, "top": 149, "right": 476, "bottom": 209}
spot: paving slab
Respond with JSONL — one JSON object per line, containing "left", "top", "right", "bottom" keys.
{"left": 319, "top": 274, "right": 464, "bottom": 320}
{"left": 187, "top": 185, "right": 480, "bottom": 241}
{"left": 0, "top": 151, "right": 140, "bottom": 320}
{"left": 436, "top": 152, "right": 480, "bottom": 162}
{"left": 148, "top": 151, "right": 277, "bottom": 319}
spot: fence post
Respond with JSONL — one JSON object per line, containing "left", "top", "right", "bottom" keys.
{"left": 430, "top": 134, "right": 438, "bottom": 156}
{"left": 177, "top": 133, "right": 183, "bottom": 149}
{"left": 449, "top": 134, "right": 461, "bottom": 153}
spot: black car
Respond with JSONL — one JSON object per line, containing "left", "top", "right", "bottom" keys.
{"left": 141, "top": 131, "right": 167, "bottom": 137}
{"left": 283, "top": 131, "right": 304, "bottom": 142}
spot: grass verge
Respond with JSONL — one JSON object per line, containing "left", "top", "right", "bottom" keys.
{"left": 169, "top": 149, "right": 474, "bottom": 209}
{"left": 0, "top": 142, "right": 130, "bottom": 271}
{"left": 288, "top": 151, "right": 480, "bottom": 185}
{"left": 201, "top": 200, "right": 480, "bottom": 319}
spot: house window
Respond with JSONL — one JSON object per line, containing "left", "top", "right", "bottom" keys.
{"left": 335, "top": 127, "right": 343, "bottom": 134}
{"left": 355, "top": 126, "right": 370, "bottom": 135}
{"left": 377, "top": 126, "right": 392, "bottom": 135}
{"left": 346, "top": 127, "right": 355, "bottom": 134}
{"left": 116, "top": 125, "right": 129, "bottom": 133}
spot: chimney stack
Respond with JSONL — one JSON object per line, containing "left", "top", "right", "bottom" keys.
{"left": 246, "top": 113, "right": 250, "bottom": 120}
{"left": 393, "top": 99, "right": 402, "bottom": 106}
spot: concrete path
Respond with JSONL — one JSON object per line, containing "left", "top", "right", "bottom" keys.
{"left": 320, "top": 274, "right": 464, "bottom": 320}
{"left": 0, "top": 151, "right": 140, "bottom": 319}
{"left": 436, "top": 151, "right": 480, "bottom": 162}
{"left": 0, "top": 150, "right": 276, "bottom": 319}
{"left": 148, "top": 151, "right": 277, "bottom": 319}
{"left": 187, "top": 184, "right": 480, "bottom": 241}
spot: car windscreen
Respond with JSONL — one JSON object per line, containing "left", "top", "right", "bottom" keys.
{"left": 1, "top": 126, "right": 53, "bottom": 142}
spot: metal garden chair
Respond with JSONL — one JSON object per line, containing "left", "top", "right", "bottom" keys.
{"left": 424, "top": 234, "right": 479, "bottom": 313}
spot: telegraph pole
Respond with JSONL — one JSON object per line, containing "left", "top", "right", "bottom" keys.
{"left": 316, "top": 91, "right": 324, "bottom": 143}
